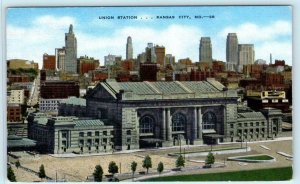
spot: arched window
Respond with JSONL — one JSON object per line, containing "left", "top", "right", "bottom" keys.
{"left": 140, "top": 115, "right": 154, "bottom": 134}
{"left": 172, "top": 113, "right": 186, "bottom": 132}
{"left": 202, "top": 112, "right": 217, "bottom": 129}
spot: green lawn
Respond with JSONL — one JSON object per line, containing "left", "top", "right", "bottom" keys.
{"left": 143, "top": 167, "right": 292, "bottom": 181}
{"left": 240, "top": 155, "right": 274, "bottom": 160}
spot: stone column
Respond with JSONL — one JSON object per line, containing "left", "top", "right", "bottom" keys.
{"left": 193, "top": 107, "right": 198, "bottom": 140}
{"left": 166, "top": 108, "right": 172, "bottom": 141}
{"left": 197, "top": 108, "right": 202, "bottom": 139}
{"left": 162, "top": 108, "right": 166, "bottom": 140}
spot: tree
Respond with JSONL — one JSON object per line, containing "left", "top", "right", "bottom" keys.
{"left": 142, "top": 155, "right": 152, "bottom": 174}
{"left": 93, "top": 165, "right": 103, "bottom": 182}
{"left": 108, "top": 161, "right": 118, "bottom": 177}
{"left": 7, "top": 167, "right": 16, "bottom": 182}
{"left": 131, "top": 161, "right": 137, "bottom": 180}
{"left": 15, "top": 160, "right": 21, "bottom": 169}
{"left": 157, "top": 162, "right": 164, "bottom": 176}
{"left": 176, "top": 155, "right": 185, "bottom": 169}
{"left": 205, "top": 152, "right": 215, "bottom": 166}
{"left": 38, "top": 164, "right": 46, "bottom": 179}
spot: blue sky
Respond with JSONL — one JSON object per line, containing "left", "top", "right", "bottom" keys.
{"left": 6, "top": 6, "right": 292, "bottom": 67}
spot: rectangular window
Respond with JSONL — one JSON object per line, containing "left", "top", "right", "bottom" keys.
{"left": 103, "top": 131, "right": 107, "bottom": 136}
{"left": 79, "top": 140, "right": 84, "bottom": 145}
{"left": 110, "top": 130, "right": 114, "bottom": 135}
{"left": 256, "top": 122, "right": 259, "bottom": 126}
{"left": 95, "top": 131, "right": 99, "bottom": 136}
{"left": 79, "top": 132, "right": 84, "bottom": 137}
{"left": 103, "top": 138, "right": 107, "bottom": 144}
{"left": 230, "top": 124, "right": 234, "bottom": 128}
{"left": 62, "top": 140, "right": 67, "bottom": 146}
{"left": 127, "top": 138, "right": 131, "bottom": 143}
{"left": 87, "top": 132, "right": 92, "bottom": 136}
{"left": 62, "top": 132, "right": 67, "bottom": 138}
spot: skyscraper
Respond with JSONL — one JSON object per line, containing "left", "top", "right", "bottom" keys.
{"left": 64, "top": 24, "right": 77, "bottom": 73}
{"left": 199, "top": 37, "right": 212, "bottom": 62}
{"left": 155, "top": 45, "right": 165, "bottom": 67}
{"left": 226, "top": 33, "right": 238, "bottom": 71}
{"left": 146, "top": 43, "right": 156, "bottom": 63}
{"left": 55, "top": 47, "right": 65, "bottom": 71}
{"left": 238, "top": 44, "right": 255, "bottom": 72}
{"left": 126, "top": 36, "right": 133, "bottom": 60}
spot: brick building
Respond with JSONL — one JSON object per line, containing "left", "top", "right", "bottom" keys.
{"left": 8, "top": 75, "right": 30, "bottom": 84}
{"left": 40, "top": 81, "right": 79, "bottom": 99}
{"left": 7, "top": 104, "right": 22, "bottom": 122}
{"left": 43, "top": 53, "right": 56, "bottom": 70}
{"left": 140, "top": 63, "right": 159, "bottom": 81}
{"left": 39, "top": 81, "right": 80, "bottom": 114}
{"left": 190, "top": 70, "right": 215, "bottom": 81}
{"left": 155, "top": 45, "right": 165, "bottom": 67}
{"left": 77, "top": 56, "right": 99, "bottom": 75}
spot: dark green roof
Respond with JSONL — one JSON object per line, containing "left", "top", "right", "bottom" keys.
{"left": 7, "top": 136, "right": 36, "bottom": 148}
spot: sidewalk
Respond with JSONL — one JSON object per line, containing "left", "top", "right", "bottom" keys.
{"left": 50, "top": 136, "right": 293, "bottom": 158}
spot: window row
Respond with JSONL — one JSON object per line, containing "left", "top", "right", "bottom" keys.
{"left": 237, "top": 122, "right": 266, "bottom": 127}
{"left": 78, "top": 130, "right": 114, "bottom": 137}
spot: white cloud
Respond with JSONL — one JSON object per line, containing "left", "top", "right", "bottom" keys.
{"left": 7, "top": 15, "right": 76, "bottom": 66}
{"left": 76, "top": 24, "right": 203, "bottom": 65}
{"left": 219, "top": 20, "right": 291, "bottom": 43}
{"left": 255, "top": 41, "right": 292, "bottom": 63}
{"left": 7, "top": 15, "right": 292, "bottom": 68}
{"left": 217, "top": 20, "right": 292, "bottom": 65}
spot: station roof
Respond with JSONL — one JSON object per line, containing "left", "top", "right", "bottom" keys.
{"left": 7, "top": 135, "right": 37, "bottom": 148}
{"left": 238, "top": 112, "right": 266, "bottom": 119}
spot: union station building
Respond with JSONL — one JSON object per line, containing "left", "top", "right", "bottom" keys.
{"left": 28, "top": 79, "right": 283, "bottom": 154}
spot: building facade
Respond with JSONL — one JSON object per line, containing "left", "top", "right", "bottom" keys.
{"left": 199, "top": 37, "right": 212, "bottom": 62}
{"left": 28, "top": 80, "right": 283, "bottom": 154}
{"left": 27, "top": 113, "right": 114, "bottom": 154}
{"left": 64, "top": 24, "right": 77, "bottom": 73}
{"left": 77, "top": 56, "right": 99, "bottom": 75}
{"left": 226, "top": 33, "right": 238, "bottom": 71}
{"left": 238, "top": 44, "right": 255, "bottom": 72}
{"left": 39, "top": 81, "right": 80, "bottom": 114}
{"left": 55, "top": 48, "right": 66, "bottom": 71}
{"left": 43, "top": 53, "right": 56, "bottom": 70}
{"left": 155, "top": 45, "right": 166, "bottom": 67}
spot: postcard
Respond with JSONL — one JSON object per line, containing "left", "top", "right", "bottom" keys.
{"left": 5, "top": 5, "right": 292, "bottom": 182}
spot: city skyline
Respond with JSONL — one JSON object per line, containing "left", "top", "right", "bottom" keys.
{"left": 7, "top": 6, "right": 292, "bottom": 67}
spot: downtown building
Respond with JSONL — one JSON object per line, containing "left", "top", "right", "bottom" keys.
{"left": 39, "top": 80, "right": 80, "bottom": 115}
{"left": 43, "top": 53, "right": 56, "bottom": 71}
{"left": 126, "top": 36, "right": 133, "bottom": 60}
{"left": 28, "top": 79, "right": 284, "bottom": 154}
{"left": 64, "top": 24, "right": 77, "bottom": 73}
{"left": 199, "top": 37, "right": 212, "bottom": 62}
{"left": 226, "top": 33, "right": 239, "bottom": 72}
{"left": 238, "top": 44, "right": 255, "bottom": 72}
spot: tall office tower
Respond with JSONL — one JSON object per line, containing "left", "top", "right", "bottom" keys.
{"left": 64, "top": 24, "right": 77, "bottom": 73}
{"left": 199, "top": 37, "right": 212, "bottom": 62}
{"left": 238, "top": 44, "right": 255, "bottom": 72}
{"left": 226, "top": 33, "right": 239, "bottom": 71}
{"left": 155, "top": 45, "right": 165, "bottom": 67}
{"left": 126, "top": 36, "right": 133, "bottom": 60}
{"left": 145, "top": 43, "right": 157, "bottom": 63}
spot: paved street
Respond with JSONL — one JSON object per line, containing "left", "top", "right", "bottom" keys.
{"left": 9, "top": 138, "right": 292, "bottom": 182}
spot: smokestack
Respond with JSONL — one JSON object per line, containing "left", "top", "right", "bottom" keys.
{"left": 270, "top": 53, "right": 272, "bottom": 64}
